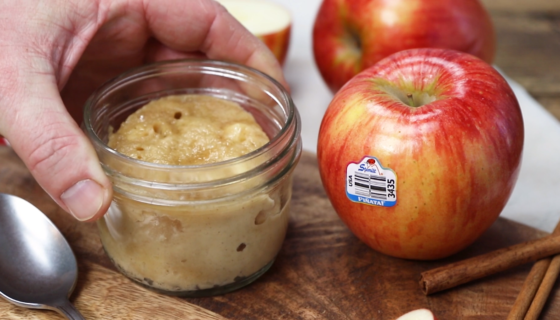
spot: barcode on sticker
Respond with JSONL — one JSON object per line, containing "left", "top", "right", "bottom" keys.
{"left": 346, "top": 156, "right": 397, "bottom": 207}
{"left": 353, "top": 172, "right": 387, "bottom": 200}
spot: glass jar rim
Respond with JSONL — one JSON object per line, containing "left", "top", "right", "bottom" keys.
{"left": 83, "top": 58, "right": 299, "bottom": 172}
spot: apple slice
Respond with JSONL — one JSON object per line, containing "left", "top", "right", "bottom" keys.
{"left": 217, "top": 0, "right": 291, "bottom": 65}
{"left": 396, "top": 309, "right": 437, "bottom": 320}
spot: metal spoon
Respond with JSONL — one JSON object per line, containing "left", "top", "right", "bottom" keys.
{"left": 0, "top": 193, "right": 85, "bottom": 319}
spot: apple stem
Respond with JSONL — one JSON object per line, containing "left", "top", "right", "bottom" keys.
{"left": 407, "top": 93, "right": 415, "bottom": 108}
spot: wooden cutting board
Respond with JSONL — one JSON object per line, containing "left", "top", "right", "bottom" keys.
{"left": 1, "top": 147, "right": 560, "bottom": 319}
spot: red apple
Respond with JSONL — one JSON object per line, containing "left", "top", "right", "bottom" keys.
{"left": 312, "top": 0, "right": 496, "bottom": 92}
{"left": 317, "top": 48, "right": 523, "bottom": 260}
{"left": 217, "top": 0, "right": 291, "bottom": 65}
{"left": 396, "top": 309, "right": 438, "bottom": 320}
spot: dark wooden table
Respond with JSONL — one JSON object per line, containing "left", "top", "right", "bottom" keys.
{"left": 2, "top": 148, "right": 560, "bottom": 320}
{"left": 481, "top": 0, "right": 560, "bottom": 121}
{"left": 1, "top": 1, "right": 560, "bottom": 319}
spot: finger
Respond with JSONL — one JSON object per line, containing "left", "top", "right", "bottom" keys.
{"left": 0, "top": 70, "right": 112, "bottom": 222}
{"left": 143, "top": 38, "right": 208, "bottom": 62}
{"left": 142, "top": 0, "right": 289, "bottom": 90}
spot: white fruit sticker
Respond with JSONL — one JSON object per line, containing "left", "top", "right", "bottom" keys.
{"left": 346, "top": 156, "right": 397, "bottom": 207}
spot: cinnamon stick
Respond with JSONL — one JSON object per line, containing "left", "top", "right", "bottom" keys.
{"left": 506, "top": 258, "right": 551, "bottom": 319}
{"left": 525, "top": 253, "right": 560, "bottom": 319}
{"left": 420, "top": 233, "right": 560, "bottom": 295}
{"left": 507, "top": 222, "right": 560, "bottom": 320}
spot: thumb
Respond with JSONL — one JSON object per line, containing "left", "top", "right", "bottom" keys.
{"left": 0, "top": 72, "right": 112, "bottom": 222}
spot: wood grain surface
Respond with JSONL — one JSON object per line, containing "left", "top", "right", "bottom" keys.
{"left": 1, "top": 1, "right": 560, "bottom": 319}
{"left": 481, "top": 0, "right": 560, "bottom": 121}
{"left": 0, "top": 147, "right": 226, "bottom": 320}
{"left": 1, "top": 147, "right": 560, "bottom": 319}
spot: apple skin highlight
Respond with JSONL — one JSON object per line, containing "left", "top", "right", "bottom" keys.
{"left": 313, "top": 0, "right": 496, "bottom": 92}
{"left": 396, "top": 308, "right": 438, "bottom": 320}
{"left": 317, "top": 48, "right": 523, "bottom": 260}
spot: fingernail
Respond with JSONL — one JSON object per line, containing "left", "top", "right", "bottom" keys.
{"left": 61, "top": 179, "right": 105, "bottom": 221}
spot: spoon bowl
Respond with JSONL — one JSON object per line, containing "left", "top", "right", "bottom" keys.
{"left": 0, "top": 193, "right": 85, "bottom": 319}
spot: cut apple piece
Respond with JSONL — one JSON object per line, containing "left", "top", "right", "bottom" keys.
{"left": 0, "top": 135, "right": 8, "bottom": 146}
{"left": 217, "top": 0, "right": 291, "bottom": 65}
{"left": 396, "top": 308, "right": 437, "bottom": 320}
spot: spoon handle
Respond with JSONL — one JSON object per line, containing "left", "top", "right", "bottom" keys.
{"left": 54, "top": 299, "right": 86, "bottom": 320}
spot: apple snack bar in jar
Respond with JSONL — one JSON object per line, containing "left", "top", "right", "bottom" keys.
{"left": 83, "top": 60, "right": 301, "bottom": 297}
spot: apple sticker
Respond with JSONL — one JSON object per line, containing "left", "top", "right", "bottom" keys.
{"left": 346, "top": 156, "right": 397, "bottom": 207}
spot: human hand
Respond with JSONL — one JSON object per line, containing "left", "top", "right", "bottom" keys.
{"left": 0, "top": 0, "right": 286, "bottom": 221}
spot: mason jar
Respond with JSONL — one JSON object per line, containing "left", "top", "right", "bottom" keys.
{"left": 83, "top": 60, "right": 301, "bottom": 297}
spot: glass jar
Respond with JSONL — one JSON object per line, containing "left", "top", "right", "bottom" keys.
{"left": 83, "top": 60, "right": 301, "bottom": 297}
